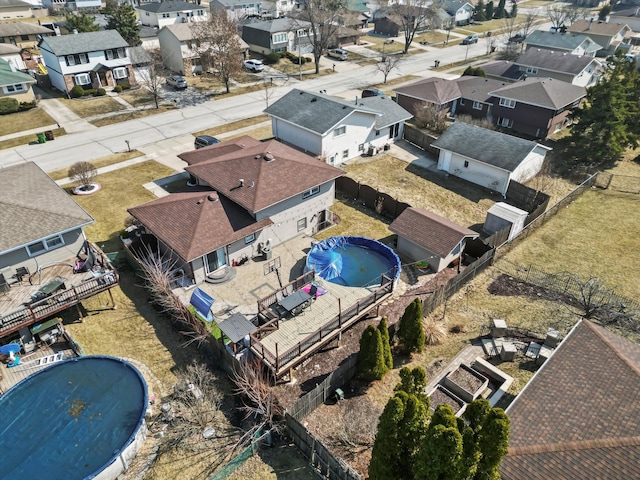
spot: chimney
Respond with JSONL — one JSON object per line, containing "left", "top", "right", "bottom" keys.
{"left": 73, "top": 29, "right": 78, "bottom": 34}
{"left": 239, "top": 178, "right": 244, "bottom": 187}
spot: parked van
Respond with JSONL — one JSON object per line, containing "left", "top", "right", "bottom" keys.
{"left": 194, "top": 135, "right": 220, "bottom": 149}
{"left": 328, "top": 48, "right": 349, "bottom": 61}
{"left": 362, "top": 88, "right": 384, "bottom": 98}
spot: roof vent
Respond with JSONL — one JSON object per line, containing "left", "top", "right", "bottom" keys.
{"left": 311, "top": 97, "right": 317, "bottom": 102}
{"left": 264, "top": 152, "right": 275, "bottom": 162}
{"left": 255, "top": 154, "right": 261, "bottom": 159}
{"left": 239, "top": 178, "right": 244, "bottom": 187}
{"left": 250, "top": 181, "right": 255, "bottom": 188}
{"left": 207, "top": 194, "right": 218, "bottom": 202}
{"left": 299, "top": 91, "right": 304, "bottom": 94}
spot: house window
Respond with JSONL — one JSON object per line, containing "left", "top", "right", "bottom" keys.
{"left": 197, "top": 9, "right": 204, "bottom": 14}
{"left": 162, "top": 13, "right": 170, "bottom": 17}
{"left": 4, "top": 84, "right": 25, "bottom": 93}
{"left": 244, "top": 233, "right": 255, "bottom": 243}
{"left": 272, "top": 32, "right": 287, "bottom": 43}
{"left": 459, "top": 98, "right": 465, "bottom": 105}
{"left": 472, "top": 101, "right": 482, "bottom": 110}
{"left": 297, "top": 217, "right": 307, "bottom": 231}
{"left": 145, "top": 11, "right": 149, "bottom": 15}
{"left": 112, "top": 67, "right": 128, "bottom": 79}
{"left": 342, "top": 149, "right": 349, "bottom": 159}
{"left": 66, "top": 53, "right": 89, "bottom": 66}
{"left": 499, "top": 98, "right": 516, "bottom": 108}
{"left": 358, "top": 143, "right": 364, "bottom": 152}
{"left": 498, "top": 117, "right": 513, "bottom": 128}
{"left": 375, "top": 130, "right": 380, "bottom": 136}
{"left": 464, "top": 160, "right": 469, "bottom": 168}
{"left": 27, "top": 234, "right": 65, "bottom": 257}
{"left": 66, "top": 55, "right": 76, "bottom": 66}
{"left": 74, "top": 73, "right": 91, "bottom": 85}
{"left": 526, "top": 66, "right": 538, "bottom": 74}
{"left": 302, "top": 186, "right": 320, "bottom": 199}
{"left": 297, "top": 29, "right": 307, "bottom": 37}
{"left": 333, "top": 126, "right": 346, "bottom": 137}
{"left": 21, "top": 35, "right": 29, "bottom": 41}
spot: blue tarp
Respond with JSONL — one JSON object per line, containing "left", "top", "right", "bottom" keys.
{"left": 190, "top": 287, "right": 215, "bottom": 322}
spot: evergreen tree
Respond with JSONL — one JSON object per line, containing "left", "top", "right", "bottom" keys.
{"left": 430, "top": 404, "right": 458, "bottom": 429}
{"left": 105, "top": 0, "right": 141, "bottom": 46}
{"left": 357, "top": 325, "right": 388, "bottom": 381}
{"left": 369, "top": 396, "right": 405, "bottom": 480}
{"left": 65, "top": 12, "right": 100, "bottom": 33}
{"left": 510, "top": 2, "right": 517, "bottom": 18}
{"left": 560, "top": 54, "right": 640, "bottom": 168}
{"left": 415, "top": 406, "right": 465, "bottom": 480}
{"left": 474, "top": 0, "right": 486, "bottom": 21}
{"left": 397, "top": 391, "right": 429, "bottom": 478}
{"left": 394, "top": 366, "right": 429, "bottom": 406}
{"left": 598, "top": 3, "right": 611, "bottom": 21}
{"left": 494, "top": 0, "right": 506, "bottom": 18}
{"left": 377, "top": 317, "right": 393, "bottom": 370}
{"left": 485, "top": 1, "right": 494, "bottom": 21}
{"left": 398, "top": 299, "right": 424, "bottom": 354}
{"left": 474, "top": 408, "right": 510, "bottom": 480}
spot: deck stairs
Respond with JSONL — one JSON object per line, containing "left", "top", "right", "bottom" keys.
{"left": 13, "top": 352, "right": 64, "bottom": 371}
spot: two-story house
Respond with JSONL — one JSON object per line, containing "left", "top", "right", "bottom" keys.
{"left": 157, "top": 23, "right": 248, "bottom": 75}
{"left": 241, "top": 18, "right": 313, "bottom": 55}
{"left": 489, "top": 77, "right": 586, "bottom": 138}
{"left": 128, "top": 135, "right": 344, "bottom": 284}
{"left": 524, "top": 30, "right": 602, "bottom": 57}
{"left": 567, "top": 19, "right": 631, "bottom": 56}
{"left": 444, "top": 0, "right": 474, "bottom": 25}
{"left": 0, "top": 22, "right": 53, "bottom": 50}
{"left": 481, "top": 49, "right": 602, "bottom": 87}
{"left": 0, "top": 57, "right": 36, "bottom": 102}
{"left": 137, "top": 0, "right": 207, "bottom": 28}
{"left": 40, "top": 30, "right": 135, "bottom": 95}
{"left": 210, "top": 0, "right": 263, "bottom": 21}
{"left": 0, "top": 0, "right": 33, "bottom": 20}
{"left": 0, "top": 43, "right": 27, "bottom": 71}
{"left": 264, "top": 89, "right": 413, "bottom": 165}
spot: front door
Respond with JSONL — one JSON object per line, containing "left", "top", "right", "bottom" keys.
{"left": 205, "top": 247, "right": 227, "bottom": 273}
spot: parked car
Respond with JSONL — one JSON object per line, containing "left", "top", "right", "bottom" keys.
{"left": 166, "top": 75, "right": 187, "bottom": 90}
{"left": 362, "top": 88, "right": 384, "bottom": 98}
{"left": 328, "top": 48, "right": 349, "bottom": 61}
{"left": 194, "top": 135, "right": 221, "bottom": 149}
{"left": 243, "top": 59, "right": 264, "bottom": 72}
{"left": 461, "top": 35, "right": 478, "bottom": 45}
{"left": 508, "top": 33, "right": 525, "bottom": 43}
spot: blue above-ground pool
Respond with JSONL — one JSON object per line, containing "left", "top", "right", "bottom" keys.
{"left": 0, "top": 356, "right": 148, "bottom": 480}
{"left": 306, "top": 236, "right": 401, "bottom": 287}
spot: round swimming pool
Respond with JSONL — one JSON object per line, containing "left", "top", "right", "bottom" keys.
{"left": 0, "top": 356, "right": 148, "bottom": 480}
{"left": 306, "top": 236, "right": 401, "bottom": 287}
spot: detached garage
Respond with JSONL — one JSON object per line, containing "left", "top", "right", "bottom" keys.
{"left": 431, "top": 122, "right": 551, "bottom": 196}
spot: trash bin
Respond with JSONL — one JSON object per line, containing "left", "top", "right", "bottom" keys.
{"left": 263, "top": 247, "right": 272, "bottom": 261}
{"left": 44, "top": 130, "right": 54, "bottom": 141}
{"left": 37, "top": 133, "right": 46, "bottom": 144}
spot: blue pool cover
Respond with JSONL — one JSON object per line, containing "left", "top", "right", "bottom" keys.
{"left": 306, "top": 236, "right": 401, "bottom": 287}
{"left": 0, "top": 356, "right": 148, "bottom": 479}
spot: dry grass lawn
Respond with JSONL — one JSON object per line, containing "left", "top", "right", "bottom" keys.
{"left": 90, "top": 106, "right": 177, "bottom": 127}
{"left": 195, "top": 115, "right": 270, "bottom": 138}
{"left": 48, "top": 150, "right": 143, "bottom": 180}
{"left": 0, "top": 127, "right": 65, "bottom": 150}
{"left": 0, "top": 108, "right": 57, "bottom": 136}
{"left": 316, "top": 197, "right": 392, "bottom": 242}
{"left": 60, "top": 96, "right": 127, "bottom": 118}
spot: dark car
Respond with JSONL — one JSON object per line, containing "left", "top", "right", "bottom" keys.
{"left": 508, "top": 33, "right": 525, "bottom": 43}
{"left": 166, "top": 75, "right": 187, "bottom": 90}
{"left": 194, "top": 135, "right": 220, "bottom": 149}
{"left": 362, "top": 88, "right": 384, "bottom": 98}
{"left": 461, "top": 35, "right": 478, "bottom": 45}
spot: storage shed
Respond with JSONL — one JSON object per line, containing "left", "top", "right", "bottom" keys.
{"left": 483, "top": 202, "right": 528, "bottom": 241}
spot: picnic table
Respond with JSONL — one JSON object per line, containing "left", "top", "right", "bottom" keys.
{"left": 278, "top": 290, "right": 313, "bottom": 316}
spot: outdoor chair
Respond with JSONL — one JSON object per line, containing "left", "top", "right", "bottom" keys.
{"left": 15, "top": 266, "right": 29, "bottom": 282}
{"left": 0, "top": 273, "right": 9, "bottom": 293}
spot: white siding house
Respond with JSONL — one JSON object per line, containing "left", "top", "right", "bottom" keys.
{"left": 137, "top": 0, "right": 207, "bottom": 28}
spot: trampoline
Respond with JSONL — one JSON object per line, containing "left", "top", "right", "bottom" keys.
{"left": 306, "top": 236, "right": 401, "bottom": 287}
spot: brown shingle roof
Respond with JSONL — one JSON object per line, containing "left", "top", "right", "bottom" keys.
{"left": 0, "top": 162, "right": 93, "bottom": 254}
{"left": 180, "top": 136, "right": 344, "bottom": 213}
{"left": 394, "top": 77, "right": 461, "bottom": 105}
{"left": 388, "top": 207, "right": 478, "bottom": 258}
{"left": 568, "top": 19, "right": 630, "bottom": 37}
{"left": 128, "top": 191, "right": 272, "bottom": 262}
{"left": 501, "top": 320, "right": 640, "bottom": 480}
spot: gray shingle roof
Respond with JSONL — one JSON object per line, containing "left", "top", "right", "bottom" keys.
{"left": 489, "top": 77, "right": 586, "bottom": 110}
{"left": 137, "top": 0, "right": 202, "bottom": 13}
{"left": 478, "top": 60, "right": 523, "bottom": 81}
{"left": 243, "top": 18, "right": 310, "bottom": 33}
{"left": 0, "top": 0, "right": 31, "bottom": 8}
{"left": 128, "top": 46, "right": 152, "bottom": 65}
{"left": 524, "top": 30, "right": 602, "bottom": 53}
{"left": 41, "top": 30, "right": 129, "bottom": 56}
{"left": 353, "top": 95, "right": 413, "bottom": 129}
{"left": 568, "top": 19, "right": 630, "bottom": 37}
{"left": 264, "top": 89, "right": 381, "bottom": 135}
{"left": 394, "top": 77, "right": 461, "bottom": 105}
{"left": 501, "top": 320, "right": 640, "bottom": 480}
{"left": 431, "top": 121, "right": 540, "bottom": 172}
{"left": 516, "top": 48, "right": 599, "bottom": 75}
{"left": 454, "top": 76, "right": 508, "bottom": 103}
{"left": 0, "top": 163, "right": 93, "bottom": 254}
{"left": 0, "top": 22, "right": 52, "bottom": 37}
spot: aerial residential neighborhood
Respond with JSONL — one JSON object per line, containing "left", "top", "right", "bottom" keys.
{"left": 1, "top": 0, "right": 640, "bottom": 479}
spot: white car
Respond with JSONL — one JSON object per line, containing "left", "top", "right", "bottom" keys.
{"left": 244, "top": 59, "right": 264, "bottom": 72}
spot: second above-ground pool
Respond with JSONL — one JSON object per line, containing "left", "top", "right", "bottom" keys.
{"left": 306, "top": 236, "right": 401, "bottom": 287}
{"left": 0, "top": 355, "right": 148, "bottom": 480}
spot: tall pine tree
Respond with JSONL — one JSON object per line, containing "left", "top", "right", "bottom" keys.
{"left": 485, "top": 1, "right": 494, "bottom": 21}
{"left": 105, "top": 0, "right": 141, "bottom": 46}
{"left": 475, "top": 0, "right": 486, "bottom": 21}
{"left": 357, "top": 325, "right": 388, "bottom": 381}
{"left": 494, "top": 0, "right": 506, "bottom": 18}
{"left": 398, "top": 299, "right": 425, "bottom": 354}
{"left": 377, "top": 317, "right": 393, "bottom": 370}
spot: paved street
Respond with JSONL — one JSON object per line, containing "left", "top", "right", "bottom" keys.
{"left": 0, "top": 21, "right": 551, "bottom": 172}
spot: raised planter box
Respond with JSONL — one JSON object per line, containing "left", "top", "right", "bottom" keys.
{"left": 428, "top": 384, "right": 466, "bottom": 416}
{"left": 443, "top": 364, "right": 488, "bottom": 403}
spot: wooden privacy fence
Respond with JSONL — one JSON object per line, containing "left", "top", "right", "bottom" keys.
{"left": 286, "top": 414, "right": 362, "bottom": 480}
{"left": 335, "top": 176, "right": 411, "bottom": 220}
{"left": 403, "top": 124, "right": 439, "bottom": 155}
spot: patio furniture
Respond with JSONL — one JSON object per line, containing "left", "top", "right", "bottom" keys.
{"left": 278, "top": 289, "right": 313, "bottom": 316}
{"left": 36, "top": 277, "right": 66, "bottom": 297}
{"left": 0, "top": 273, "right": 9, "bottom": 293}
{"left": 15, "top": 266, "right": 29, "bottom": 282}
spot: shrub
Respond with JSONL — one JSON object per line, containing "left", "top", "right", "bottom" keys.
{"left": 449, "top": 321, "right": 468, "bottom": 334}
{"left": 113, "top": 85, "right": 123, "bottom": 93}
{"left": 121, "top": 82, "right": 132, "bottom": 90}
{"left": 357, "top": 325, "right": 388, "bottom": 381}
{"left": 19, "top": 101, "right": 37, "bottom": 112}
{"left": 423, "top": 319, "right": 446, "bottom": 345}
{"left": 83, "top": 88, "right": 96, "bottom": 96}
{"left": 0, "top": 98, "right": 20, "bottom": 114}
{"left": 264, "top": 52, "right": 281, "bottom": 65}
{"left": 96, "top": 88, "right": 106, "bottom": 96}
{"left": 398, "top": 299, "right": 425, "bottom": 354}
{"left": 70, "top": 85, "right": 85, "bottom": 98}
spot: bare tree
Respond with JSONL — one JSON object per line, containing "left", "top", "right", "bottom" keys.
{"left": 375, "top": 55, "right": 402, "bottom": 83}
{"left": 68, "top": 162, "right": 97, "bottom": 190}
{"left": 546, "top": 4, "right": 587, "bottom": 31}
{"left": 389, "top": 0, "right": 436, "bottom": 54}
{"left": 456, "top": 114, "right": 495, "bottom": 130}
{"left": 332, "top": 398, "right": 383, "bottom": 449}
{"left": 231, "top": 358, "right": 284, "bottom": 433}
{"left": 136, "top": 48, "right": 167, "bottom": 109}
{"left": 191, "top": 11, "right": 244, "bottom": 94}
{"left": 414, "top": 103, "right": 449, "bottom": 133}
{"left": 292, "top": 0, "right": 346, "bottom": 74}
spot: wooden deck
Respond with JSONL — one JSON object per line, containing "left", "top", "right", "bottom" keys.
{"left": 0, "top": 334, "right": 78, "bottom": 395}
{"left": 0, "top": 244, "right": 118, "bottom": 340}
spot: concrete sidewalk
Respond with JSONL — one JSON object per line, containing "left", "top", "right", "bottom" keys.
{"left": 38, "top": 98, "right": 97, "bottom": 134}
